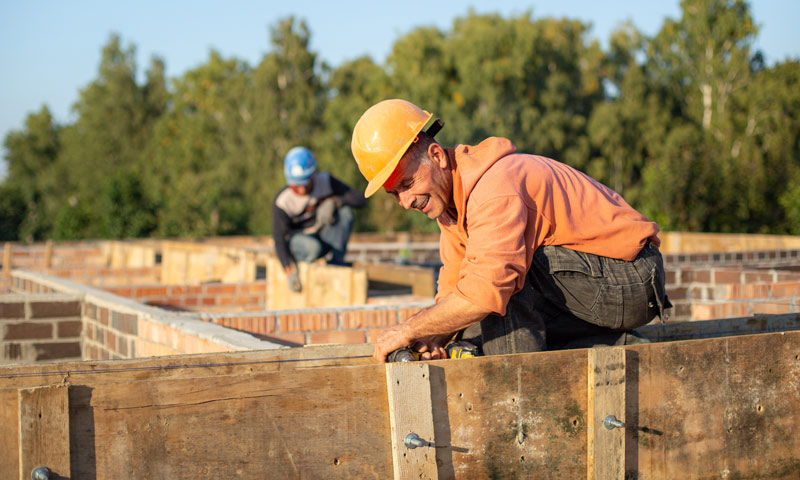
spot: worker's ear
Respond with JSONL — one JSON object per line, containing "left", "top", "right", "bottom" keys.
{"left": 429, "top": 143, "right": 448, "bottom": 169}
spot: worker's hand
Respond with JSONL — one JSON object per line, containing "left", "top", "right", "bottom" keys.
{"left": 285, "top": 265, "right": 302, "bottom": 293}
{"left": 373, "top": 323, "right": 414, "bottom": 363}
{"left": 315, "top": 197, "right": 338, "bottom": 226}
{"left": 287, "top": 271, "right": 301, "bottom": 293}
{"left": 412, "top": 334, "right": 452, "bottom": 360}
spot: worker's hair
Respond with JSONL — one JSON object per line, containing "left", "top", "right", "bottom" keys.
{"left": 405, "top": 131, "right": 437, "bottom": 167}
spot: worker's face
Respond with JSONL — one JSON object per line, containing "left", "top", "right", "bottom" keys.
{"left": 383, "top": 143, "right": 452, "bottom": 221}
{"left": 289, "top": 178, "right": 313, "bottom": 195}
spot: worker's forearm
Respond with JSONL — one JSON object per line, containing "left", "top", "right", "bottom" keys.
{"left": 404, "top": 294, "right": 491, "bottom": 340}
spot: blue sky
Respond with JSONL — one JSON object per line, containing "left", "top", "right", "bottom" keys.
{"left": 1, "top": 1, "right": 798, "bottom": 178}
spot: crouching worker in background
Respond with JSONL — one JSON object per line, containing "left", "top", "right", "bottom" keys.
{"left": 272, "top": 146, "right": 367, "bottom": 292}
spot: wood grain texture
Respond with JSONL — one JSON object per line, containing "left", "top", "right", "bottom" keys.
{"left": 385, "top": 363, "right": 438, "bottom": 479}
{"left": 628, "top": 331, "right": 800, "bottom": 478}
{"left": 18, "top": 385, "right": 70, "bottom": 479}
{"left": 587, "top": 347, "right": 626, "bottom": 480}
{"left": 79, "top": 364, "right": 392, "bottom": 479}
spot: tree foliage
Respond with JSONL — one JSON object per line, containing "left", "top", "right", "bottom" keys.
{"left": 2, "top": 0, "right": 798, "bottom": 241}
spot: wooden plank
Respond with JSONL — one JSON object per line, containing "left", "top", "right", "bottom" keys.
{"left": 18, "top": 385, "right": 70, "bottom": 479}
{"left": 435, "top": 349, "right": 589, "bottom": 480}
{"left": 75, "top": 364, "right": 393, "bottom": 478}
{"left": 0, "top": 343, "right": 374, "bottom": 390}
{"left": 587, "top": 347, "right": 626, "bottom": 480}
{"left": 267, "top": 257, "right": 367, "bottom": 309}
{"left": 637, "top": 313, "right": 800, "bottom": 342}
{"left": 628, "top": 330, "right": 800, "bottom": 479}
{"left": 385, "top": 363, "right": 438, "bottom": 480}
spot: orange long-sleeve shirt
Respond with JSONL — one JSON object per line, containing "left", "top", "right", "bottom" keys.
{"left": 435, "top": 137, "right": 660, "bottom": 316}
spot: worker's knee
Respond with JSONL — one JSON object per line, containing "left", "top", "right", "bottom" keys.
{"left": 289, "top": 234, "right": 324, "bottom": 262}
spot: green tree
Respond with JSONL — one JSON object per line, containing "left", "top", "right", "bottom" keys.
{"left": 2, "top": 106, "right": 60, "bottom": 240}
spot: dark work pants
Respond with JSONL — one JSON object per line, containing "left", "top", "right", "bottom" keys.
{"left": 461, "top": 244, "right": 670, "bottom": 355}
{"left": 288, "top": 206, "right": 355, "bottom": 265}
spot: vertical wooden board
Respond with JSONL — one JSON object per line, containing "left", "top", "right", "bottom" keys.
{"left": 631, "top": 331, "right": 800, "bottom": 478}
{"left": 433, "top": 350, "right": 589, "bottom": 480}
{"left": 385, "top": 363, "right": 438, "bottom": 480}
{"left": 587, "top": 347, "right": 626, "bottom": 480}
{"left": 267, "top": 257, "right": 367, "bottom": 309}
{"left": 18, "top": 385, "right": 70, "bottom": 479}
{"left": 76, "top": 365, "right": 393, "bottom": 479}
{"left": 0, "top": 389, "right": 19, "bottom": 479}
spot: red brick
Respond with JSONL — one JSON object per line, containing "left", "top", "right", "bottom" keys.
{"left": 279, "top": 312, "right": 338, "bottom": 332}
{"left": 201, "top": 297, "right": 216, "bottom": 306}
{"left": 205, "top": 284, "right": 237, "bottom": 295}
{"left": 341, "top": 309, "right": 397, "bottom": 329}
{"left": 771, "top": 282, "right": 800, "bottom": 298}
{"left": 111, "top": 311, "right": 138, "bottom": 335}
{"left": 752, "top": 302, "right": 791, "bottom": 315}
{"left": 683, "top": 269, "right": 711, "bottom": 284}
{"left": 30, "top": 301, "right": 81, "bottom": 318}
{"left": 0, "top": 302, "right": 25, "bottom": 318}
{"left": 134, "top": 286, "right": 168, "bottom": 297}
{"left": 105, "top": 330, "right": 117, "bottom": 350}
{"left": 57, "top": 320, "right": 83, "bottom": 338}
{"left": 744, "top": 272, "right": 774, "bottom": 283}
{"left": 3, "top": 343, "right": 23, "bottom": 360}
{"left": 713, "top": 271, "right": 742, "bottom": 284}
{"left": 5, "top": 322, "right": 53, "bottom": 340}
{"left": 308, "top": 330, "right": 366, "bottom": 345}
{"left": 34, "top": 342, "right": 81, "bottom": 361}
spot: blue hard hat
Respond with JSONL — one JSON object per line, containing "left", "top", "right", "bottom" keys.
{"left": 283, "top": 146, "right": 317, "bottom": 186}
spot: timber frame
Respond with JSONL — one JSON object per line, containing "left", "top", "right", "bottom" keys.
{"left": 2, "top": 313, "right": 799, "bottom": 479}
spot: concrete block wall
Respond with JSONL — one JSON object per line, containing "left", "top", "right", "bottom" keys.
{"left": 101, "top": 281, "right": 267, "bottom": 313}
{"left": 10, "top": 271, "right": 284, "bottom": 362}
{"left": 1, "top": 294, "right": 83, "bottom": 364}
{"left": 665, "top": 267, "right": 800, "bottom": 322}
{"left": 204, "top": 302, "right": 433, "bottom": 346}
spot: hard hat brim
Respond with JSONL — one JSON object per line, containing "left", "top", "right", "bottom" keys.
{"left": 363, "top": 113, "right": 435, "bottom": 198}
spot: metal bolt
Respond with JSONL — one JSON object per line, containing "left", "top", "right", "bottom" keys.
{"left": 404, "top": 432, "right": 427, "bottom": 449}
{"left": 31, "top": 466, "right": 51, "bottom": 480}
{"left": 603, "top": 415, "right": 625, "bottom": 430}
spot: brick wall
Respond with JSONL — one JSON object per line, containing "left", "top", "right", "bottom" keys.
{"left": 1, "top": 294, "right": 82, "bottom": 364}
{"left": 101, "top": 281, "right": 267, "bottom": 312}
{"left": 204, "top": 302, "right": 433, "bottom": 346}
{"left": 665, "top": 267, "right": 800, "bottom": 322}
{"left": 10, "top": 270, "right": 283, "bottom": 362}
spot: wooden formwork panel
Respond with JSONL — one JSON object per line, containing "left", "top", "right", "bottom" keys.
{"left": 2, "top": 330, "right": 799, "bottom": 478}
{"left": 267, "top": 257, "right": 367, "bottom": 309}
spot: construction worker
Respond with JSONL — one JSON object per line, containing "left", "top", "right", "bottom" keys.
{"left": 351, "top": 99, "right": 671, "bottom": 362}
{"left": 272, "top": 146, "right": 366, "bottom": 292}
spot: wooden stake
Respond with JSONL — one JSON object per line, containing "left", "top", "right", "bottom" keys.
{"left": 385, "top": 363, "right": 438, "bottom": 480}
{"left": 3, "top": 242, "right": 11, "bottom": 278}
{"left": 44, "top": 240, "right": 54, "bottom": 269}
{"left": 587, "top": 347, "right": 626, "bottom": 480}
{"left": 18, "top": 385, "right": 71, "bottom": 480}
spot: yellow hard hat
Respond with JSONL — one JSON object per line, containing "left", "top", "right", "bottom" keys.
{"left": 351, "top": 99, "right": 443, "bottom": 197}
